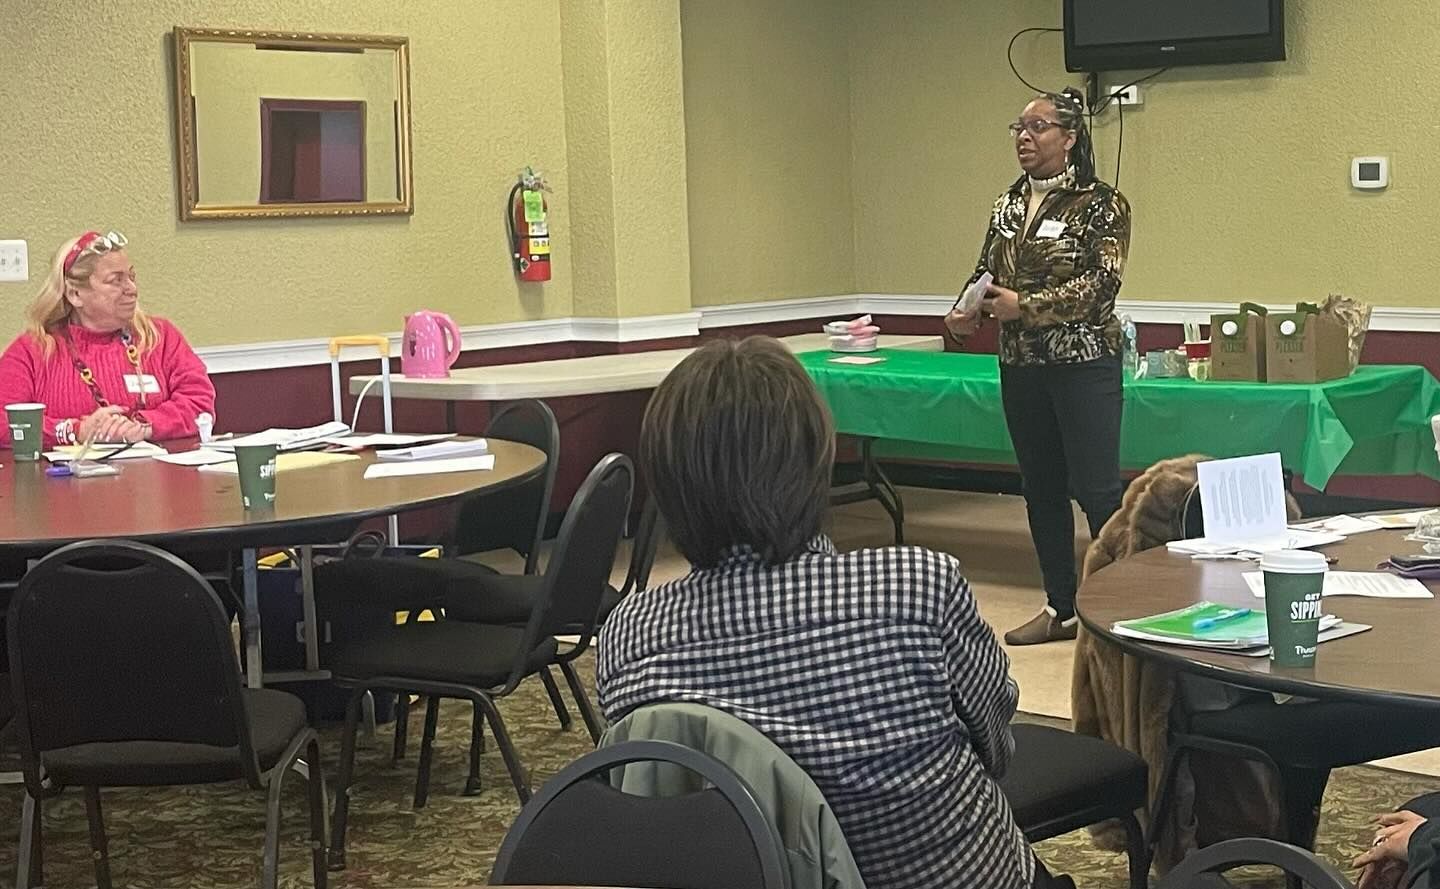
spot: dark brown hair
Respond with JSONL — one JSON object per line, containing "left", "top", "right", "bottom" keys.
{"left": 640, "top": 336, "right": 835, "bottom": 568}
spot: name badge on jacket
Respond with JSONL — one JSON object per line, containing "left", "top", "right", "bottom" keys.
{"left": 124, "top": 374, "right": 160, "bottom": 394}
{"left": 1036, "top": 219, "right": 1067, "bottom": 239}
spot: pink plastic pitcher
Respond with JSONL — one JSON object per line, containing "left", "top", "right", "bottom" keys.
{"left": 401, "top": 311, "right": 462, "bottom": 378}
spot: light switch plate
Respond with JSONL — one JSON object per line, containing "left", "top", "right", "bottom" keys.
{"left": 0, "top": 240, "right": 29, "bottom": 282}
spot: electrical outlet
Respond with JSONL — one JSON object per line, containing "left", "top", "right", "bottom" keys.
{"left": 0, "top": 240, "right": 28, "bottom": 282}
{"left": 1104, "top": 83, "right": 1144, "bottom": 107}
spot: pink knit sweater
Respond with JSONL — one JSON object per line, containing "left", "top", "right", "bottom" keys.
{"left": 0, "top": 318, "right": 216, "bottom": 448}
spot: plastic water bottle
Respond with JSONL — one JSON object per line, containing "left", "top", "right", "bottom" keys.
{"left": 1120, "top": 314, "right": 1140, "bottom": 380}
{"left": 196, "top": 412, "right": 214, "bottom": 444}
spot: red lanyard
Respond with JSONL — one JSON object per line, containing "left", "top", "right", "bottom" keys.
{"left": 68, "top": 329, "right": 148, "bottom": 412}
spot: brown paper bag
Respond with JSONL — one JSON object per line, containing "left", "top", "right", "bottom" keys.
{"left": 1321, "top": 294, "right": 1372, "bottom": 373}
{"left": 1210, "top": 303, "right": 1268, "bottom": 382}
{"left": 1266, "top": 303, "right": 1352, "bottom": 383}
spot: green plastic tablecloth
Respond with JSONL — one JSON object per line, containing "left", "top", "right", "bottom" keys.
{"left": 798, "top": 349, "right": 1440, "bottom": 489}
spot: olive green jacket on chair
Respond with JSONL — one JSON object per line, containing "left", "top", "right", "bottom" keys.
{"left": 600, "top": 702, "right": 868, "bottom": 889}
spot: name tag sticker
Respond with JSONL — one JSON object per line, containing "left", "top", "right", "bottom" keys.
{"left": 124, "top": 374, "right": 160, "bottom": 394}
{"left": 1036, "top": 219, "right": 1067, "bottom": 239}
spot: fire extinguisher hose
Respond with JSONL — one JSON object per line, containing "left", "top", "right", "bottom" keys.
{"left": 505, "top": 181, "right": 524, "bottom": 272}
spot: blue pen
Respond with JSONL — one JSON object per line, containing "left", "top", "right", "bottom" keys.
{"left": 1193, "top": 608, "right": 1253, "bottom": 631}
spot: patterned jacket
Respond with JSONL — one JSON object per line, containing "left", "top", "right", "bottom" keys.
{"left": 964, "top": 170, "right": 1131, "bottom": 366}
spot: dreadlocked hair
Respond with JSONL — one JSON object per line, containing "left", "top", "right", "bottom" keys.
{"left": 1042, "top": 87, "right": 1098, "bottom": 185}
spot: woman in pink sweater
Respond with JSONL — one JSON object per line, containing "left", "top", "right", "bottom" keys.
{"left": 0, "top": 230, "right": 215, "bottom": 449}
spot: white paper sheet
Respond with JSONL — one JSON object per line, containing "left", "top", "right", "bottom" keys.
{"left": 1289, "top": 515, "right": 1386, "bottom": 535}
{"left": 1196, "top": 453, "right": 1287, "bottom": 543}
{"left": 1365, "top": 511, "right": 1435, "bottom": 530}
{"left": 373, "top": 439, "right": 490, "bottom": 462}
{"left": 955, "top": 271, "right": 992, "bottom": 315}
{"left": 44, "top": 442, "right": 167, "bottom": 462}
{"left": 199, "top": 452, "right": 361, "bottom": 474}
{"left": 153, "top": 448, "right": 235, "bottom": 466}
{"left": 827, "top": 356, "right": 886, "bottom": 366}
{"left": 1243, "top": 571, "right": 1434, "bottom": 599}
{"left": 363, "top": 455, "right": 496, "bottom": 479}
{"left": 1166, "top": 528, "right": 1346, "bottom": 557}
{"left": 321, "top": 433, "right": 457, "bottom": 448}
{"left": 209, "top": 421, "right": 350, "bottom": 452}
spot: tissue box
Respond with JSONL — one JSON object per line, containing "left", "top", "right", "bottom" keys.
{"left": 1265, "top": 304, "right": 1352, "bottom": 383}
{"left": 1210, "top": 303, "right": 1268, "bottom": 382}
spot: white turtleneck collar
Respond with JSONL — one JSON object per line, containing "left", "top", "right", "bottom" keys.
{"left": 1023, "top": 166, "right": 1076, "bottom": 235}
{"left": 1027, "top": 165, "right": 1075, "bottom": 194}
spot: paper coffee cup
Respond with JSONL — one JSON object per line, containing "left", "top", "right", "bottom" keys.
{"left": 1261, "top": 549, "right": 1327, "bottom": 667}
{"left": 6, "top": 403, "right": 45, "bottom": 462}
{"left": 233, "top": 444, "right": 278, "bottom": 510}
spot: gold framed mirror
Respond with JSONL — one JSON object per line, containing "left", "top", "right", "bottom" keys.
{"left": 173, "top": 27, "right": 414, "bottom": 220}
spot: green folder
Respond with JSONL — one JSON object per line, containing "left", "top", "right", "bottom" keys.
{"left": 1113, "top": 602, "right": 1270, "bottom": 646}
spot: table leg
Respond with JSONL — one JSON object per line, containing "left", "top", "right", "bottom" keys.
{"left": 829, "top": 437, "right": 907, "bottom": 545}
{"left": 300, "top": 545, "right": 320, "bottom": 673}
{"left": 861, "top": 439, "right": 906, "bottom": 544}
{"left": 445, "top": 400, "right": 457, "bottom": 434}
{"left": 243, "top": 548, "right": 262, "bottom": 689}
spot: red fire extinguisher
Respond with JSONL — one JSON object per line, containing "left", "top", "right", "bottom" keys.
{"left": 508, "top": 168, "right": 551, "bottom": 282}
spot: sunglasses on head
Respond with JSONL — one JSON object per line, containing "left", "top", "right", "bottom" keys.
{"left": 63, "top": 230, "right": 128, "bottom": 276}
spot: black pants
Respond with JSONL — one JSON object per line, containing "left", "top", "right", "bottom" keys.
{"left": 1001, "top": 355, "right": 1124, "bottom": 619}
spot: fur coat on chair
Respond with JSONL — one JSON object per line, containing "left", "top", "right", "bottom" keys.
{"left": 1070, "top": 454, "right": 1299, "bottom": 871}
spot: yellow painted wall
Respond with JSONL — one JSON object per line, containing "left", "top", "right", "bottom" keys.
{"left": 680, "top": 0, "right": 855, "bottom": 306}
{"left": 605, "top": 0, "right": 692, "bottom": 318}
{"left": 562, "top": 0, "right": 693, "bottom": 319}
{"left": 851, "top": 0, "right": 1440, "bottom": 307}
{"left": 190, "top": 42, "right": 400, "bottom": 206}
{"left": 0, "top": 1, "right": 575, "bottom": 346}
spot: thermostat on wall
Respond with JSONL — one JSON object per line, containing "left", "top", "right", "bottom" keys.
{"left": 1352, "top": 156, "right": 1389, "bottom": 190}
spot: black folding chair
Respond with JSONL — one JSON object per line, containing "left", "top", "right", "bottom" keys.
{"left": 1000, "top": 723, "right": 1150, "bottom": 889}
{"left": 315, "top": 400, "right": 563, "bottom": 767}
{"left": 444, "top": 492, "right": 665, "bottom": 790}
{"left": 491, "top": 739, "right": 789, "bottom": 889}
{"left": 1156, "top": 838, "right": 1353, "bottom": 889}
{"left": 327, "top": 453, "right": 634, "bottom": 869}
{"left": 444, "top": 490, "right": 662, "bottom": 625}
{"left": 451, "top": 398, "right": 560, "bottom": 567}
{"left": 7, "top": 540, "right": 326, "bottom": 889}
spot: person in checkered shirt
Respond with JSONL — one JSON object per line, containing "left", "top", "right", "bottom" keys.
{"left": 597, "top": 336, "right": 1072, "bottom": 889}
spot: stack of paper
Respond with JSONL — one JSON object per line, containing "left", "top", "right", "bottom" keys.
{"left": 374, "top": 439, "right": 490, "bottom": 462}
{"left": 321, "top": 432, "right": 456, "bottom": 448}
{"left": 209, "top": 421, "right": 350, "bottom": 452}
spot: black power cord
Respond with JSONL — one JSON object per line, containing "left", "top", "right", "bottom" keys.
{"left": 1006, "top": 27, "right": 1064, "bottom": 93}
{"left": 1095, "top": 68, "right": 1169, "bottom": 188}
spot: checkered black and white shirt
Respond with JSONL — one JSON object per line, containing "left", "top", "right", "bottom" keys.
{"left": 596, "top": 536, "right": 1033, "bottom": 889}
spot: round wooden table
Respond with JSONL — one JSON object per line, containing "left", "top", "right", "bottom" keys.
{"left": 1076, "top": 528, "right": 1440, "bottom": 707}
{"left": 0, "top": 439, "right": 544, "bottom": 551}
{"left": 0, "top": 439, "right": 546, "bottom": 687}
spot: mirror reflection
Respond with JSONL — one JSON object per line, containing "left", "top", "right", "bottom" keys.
{"left": 173, "top": 28, "right": 413, "bottom": 220}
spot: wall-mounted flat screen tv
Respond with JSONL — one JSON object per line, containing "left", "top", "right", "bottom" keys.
{"left": 1063, "top": 0, "right": 1285, "bottom": 72}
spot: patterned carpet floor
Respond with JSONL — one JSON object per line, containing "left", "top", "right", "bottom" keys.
{"left": 1, "top": 654, "right": 1434, "bottom": 889}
